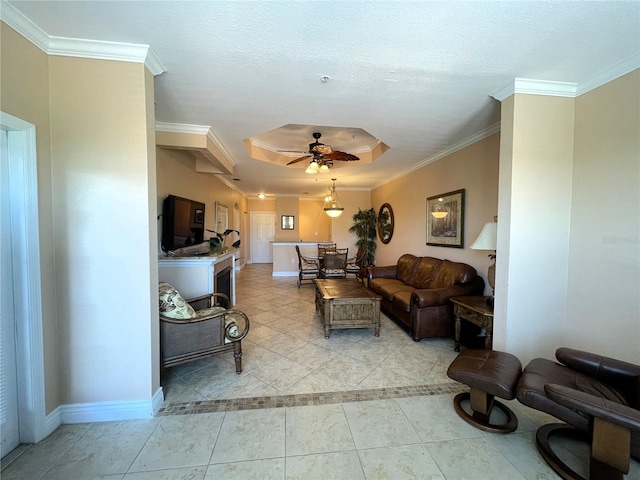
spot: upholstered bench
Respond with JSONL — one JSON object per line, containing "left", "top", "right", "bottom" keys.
{"left": 447, "top": 349, "right": 522, "bottom": 433}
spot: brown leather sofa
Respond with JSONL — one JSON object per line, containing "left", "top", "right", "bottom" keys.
{"left": 367, "top": 254, "right": 484, "bottom": 341}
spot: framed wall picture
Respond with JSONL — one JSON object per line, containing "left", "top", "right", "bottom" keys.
{"left": 426, "top": 189, "right": 464, "bottom": 248}
{"left": 215, "top": 202, "right": 229, "bottom": 233}
{"left": 281, "top": 215, "right": 294, "bottom": 230}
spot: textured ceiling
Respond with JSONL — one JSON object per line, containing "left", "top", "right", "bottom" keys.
{"left": 7, "top": 0, "right": 640, "bottom": 198}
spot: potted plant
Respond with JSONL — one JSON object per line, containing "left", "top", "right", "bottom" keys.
{"left": 348, "top": 208, "right": 378, "bottom": 267}
{"left": 206, "top": 228, "right": 241, "bottom": 253}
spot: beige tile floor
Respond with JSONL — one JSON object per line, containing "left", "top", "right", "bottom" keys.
{"left": 2, "top": 264, "right": 638, "bottom": 479}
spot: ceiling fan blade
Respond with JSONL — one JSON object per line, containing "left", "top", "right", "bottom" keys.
{"left": 325, "top": 151, "right": 359, "bottom": 161}
{"left": 286, "top": 155, "right": 312, "bottom": 165}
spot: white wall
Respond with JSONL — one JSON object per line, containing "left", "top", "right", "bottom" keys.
{"left": 565, "top": 70, "right": 640, "bottom": 363}
{"left": 496, "top": 94, "right": 575, "bottom": 365}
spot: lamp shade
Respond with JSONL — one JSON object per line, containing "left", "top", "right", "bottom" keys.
{"left": 324, "top": 206, "right": 344, "bottom": 218}
{"left": 470, "top": 222, "right": 497, "bottom": 250}
{"left": 305, "top": 160, "right": 319, "bottom": 174}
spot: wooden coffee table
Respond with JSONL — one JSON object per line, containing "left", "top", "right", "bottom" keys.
{"left": 314, "top": 279, "right": 381, "bottom": 338}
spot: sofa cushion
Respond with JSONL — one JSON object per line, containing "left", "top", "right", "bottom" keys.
{"left": 159, "top": 282, "right": 196, "bottom": 319}
{"left": 396, "top": 254, "right": 420, "bottom": 285}
{"left": 379, "top": 283, "right": 414, "bottom": 303}
{"left": 431, "top": 260, "right": 478, "bottom": 288}
{"left": 370, "top": 278, "right": 406, "bottom": 301}
{"left": 411, "top": 256, "right": 442, "bottom": 289}
{"left": 393, "top": 290, "right": 412, "bottom": 313}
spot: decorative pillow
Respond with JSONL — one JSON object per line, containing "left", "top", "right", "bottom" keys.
{"left": 158, "top": 282, "right": 196, "bottom": 319}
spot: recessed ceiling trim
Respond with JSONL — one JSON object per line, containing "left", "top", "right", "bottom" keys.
{"left": 373, "top": 122, "right": 501, "bottom": 190}
{"left": 1, "top": 1, "right": 166, "bottom": 75}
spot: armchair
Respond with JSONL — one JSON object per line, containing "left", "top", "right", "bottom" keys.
{"left": 159, "top": 282, "right": 250, "bottom": 373}
{"left": 516, "top": 348, "right": 640, "bottom": 480}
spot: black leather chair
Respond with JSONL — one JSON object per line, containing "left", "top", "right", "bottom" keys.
{"left": 516, "top": 348, "right": 640, "bottom": 480}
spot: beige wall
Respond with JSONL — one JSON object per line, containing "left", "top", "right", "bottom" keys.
{"left": 49, "top": 56, "right": 157, "bottom": 403}
{"left": 3, "top": 20, "right": 160, "bottom": 410}
{"left": 566, "top": 70, "right": 639, "bottom": 363}
{"left": 1, "top": 23, "right": 59, "bottom": 413}
{"left": 299, "top": 199, "right": 331, "bottom": 242}
{"left": 156, "top": 147, "right": 248, "bottom": 263}
{"left": 495, "top": 71, "right": 639, "bottom": 365}
{"left": 372, "top": 133, "right": 500, "bottom": 290}
{"left": 275, "top": 196, "right": 299, "bottom": 242}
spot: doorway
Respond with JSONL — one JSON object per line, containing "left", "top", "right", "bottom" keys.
{"left": 0, "top": 113, "right": 47, "bottom": 456}
{"left": 250, "top": 212, "right": 275, "bottom": 263}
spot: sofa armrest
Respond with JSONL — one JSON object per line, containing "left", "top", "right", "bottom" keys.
{"left": 367, "top": 265, "right": 397, "bottom": 281}
{"left": 412, "top": 285, "right": 469, "bottom": 308}
{"left": 544, "top": 383, "right": 640, "bottom": 432}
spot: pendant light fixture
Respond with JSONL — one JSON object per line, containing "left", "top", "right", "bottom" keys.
{"left": 323, "top": 178, "right": 344, "bottom": 218}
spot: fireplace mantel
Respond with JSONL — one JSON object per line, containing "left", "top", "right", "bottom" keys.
{"left": 158, "top": 249, "right": 237, "bottom": 305}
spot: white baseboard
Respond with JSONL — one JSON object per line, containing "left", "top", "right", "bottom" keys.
{"left": 272, "top": 271, "right": 298, "bottom": 277}
{"left": 48, "top": 387, "right": 165, "bottom": 425}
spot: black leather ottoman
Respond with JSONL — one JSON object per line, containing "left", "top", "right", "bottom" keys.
{"left": 447, "top": 349, "right": 522, "bottom": 433}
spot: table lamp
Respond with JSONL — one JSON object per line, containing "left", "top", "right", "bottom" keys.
{"left": 470, "top": 217, "right": 497, "bottom": 306}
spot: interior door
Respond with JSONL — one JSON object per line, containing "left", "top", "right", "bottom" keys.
{"left": 251, "top": 212, "right": 275, "bottom": 263}
{"left": 1, "top": 128, "right": 20, "bottom": 458}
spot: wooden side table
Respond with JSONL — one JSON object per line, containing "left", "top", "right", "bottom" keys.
{"left": 450, "top": 296, "right": 494, "bottom": 352}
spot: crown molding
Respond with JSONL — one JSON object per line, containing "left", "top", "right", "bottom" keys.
{"left": 374, "top": 122, "right": 501, "bottom": 190}
{"left": 155, "top": 122, "right": 237, "bottom": 168}
{"left": 576, "top": 53, "right": 640, "bottom": 96}
{"left": 207, "top": 128, "right": 237, "bottom": 168}
{"left": 492, "top": 55, "right": 640, "bottom": 101}
{"left": 155, "top": 122, "right": 210, "bottom": 135}
{"left": 1, "top": 1, "right": 166, "bottom": 75}
{"left": 492, "top": 78, "right": 578, "bottom": 101}
{"left": 217, "top": 176, "right": 241, "bottom": 193}
{"left": 1, "top": 0, "right": 49, "bottom": 51}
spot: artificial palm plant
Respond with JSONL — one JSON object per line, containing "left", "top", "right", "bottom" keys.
{"left": 348, "top": 208, "right": 378, "bottom": 266}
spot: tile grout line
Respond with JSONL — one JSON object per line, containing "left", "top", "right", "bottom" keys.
{"left": 157, "top": 382, "right": 467, "bottom": 416}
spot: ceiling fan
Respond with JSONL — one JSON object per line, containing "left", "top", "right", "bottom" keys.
{"left": 278, "top": 132, "right": 359, "bottom": 168}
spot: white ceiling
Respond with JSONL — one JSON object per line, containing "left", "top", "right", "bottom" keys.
{"left": 6, "top": 1, "right": 640, "bottom": 198}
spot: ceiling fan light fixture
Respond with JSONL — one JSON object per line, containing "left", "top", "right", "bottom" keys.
{"left": 319, "top": 163, "right": 330, "bottom": 172}
{"left": 305, "top": 159, "right": 319, "bottom": 174}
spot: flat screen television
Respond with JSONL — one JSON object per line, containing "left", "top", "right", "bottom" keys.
{"left": 161, "top": 194, "right": 206, "bottom": 252}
